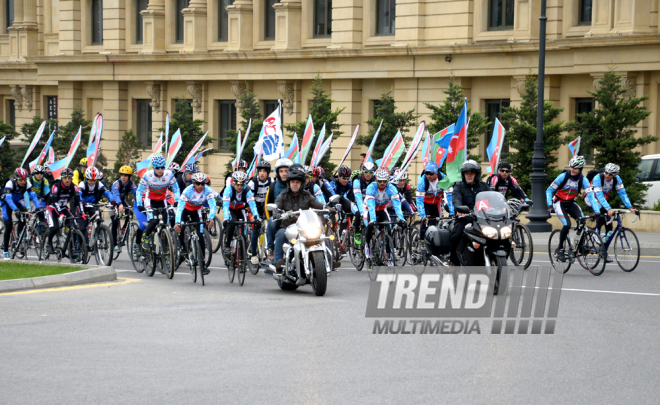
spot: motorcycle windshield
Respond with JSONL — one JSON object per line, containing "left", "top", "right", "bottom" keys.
{"left": 297, "top": 210, "right": 323, "bottom": 240}
{"left": 474, "top": 191, "right": 511, "bottom": 221}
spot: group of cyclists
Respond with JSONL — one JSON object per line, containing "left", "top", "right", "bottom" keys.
{"left": 1, "top": 151, "right": 641, "bottom": 271}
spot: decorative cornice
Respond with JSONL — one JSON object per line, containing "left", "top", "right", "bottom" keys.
{"left": 277, "top": 81, "right": 294, "bottom": 115}
{"left": 146, "top": 82, "right": 161, "bottom": 113}
{"left": 231, "top": 81, "right": 247, "bottom": 108}
{"left": 187, "top": 81, "right": 203, "bottom": 113}
{"left": 10, "top": 85, "right": 23, "bottom": 111}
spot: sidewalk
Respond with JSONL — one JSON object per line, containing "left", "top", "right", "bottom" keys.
{"left": 530, "top": 231, "right": 660, "bottom": 256}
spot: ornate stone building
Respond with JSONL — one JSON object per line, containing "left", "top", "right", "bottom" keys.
{"left": 0, "top": 0, "right": 658, "bottom": 183}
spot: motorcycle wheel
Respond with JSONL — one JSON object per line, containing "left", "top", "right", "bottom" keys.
{"left": 310, "top": 251, "right": 327, "bottom": 296}
{"left": 493, "top": 255, "right": 508, "bottom": 296}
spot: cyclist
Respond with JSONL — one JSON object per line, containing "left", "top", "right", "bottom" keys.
{"left": 137, "top": 155, "right": 180, "bottom": 250}
{"left": 72, "top": 158, "right": 87, "bottom": 185}
{"left": 353, "top": 162, "right": 377, "bottom": 237}
{"left": 2, "top": 168, "right": 41, "bottom": 258}
{"left": 392, "top": 169, "right": 415, "bottom": 214}
{"left": 111, "top": 166, "right": 138, "bottom": 253}
{"left": 264, "top": 158, "right": 292, "bottom": 261}
{"left": 327, "top": 165, "right": 361, "bottom": 237}
{"left": 364, "top": 168, "right": 406, "bottom": 264}
{"left": 311, "top": 166, "right": 334, "bottom": 201}
{"left": 487, "top": 162, "right": 531, "bottom": 203}
{"left": 416, "top": 162, "right": 453, "bottom": 239}
{"left": 43, "top": 163, "right": 55, "bottom": 185}
{"left": 30, "top": 165, "right": 50, "bottom": 218}
{"left": 44, "top": 168, "right": 86, "bottom": 256}
{"left": 302, "top": 165, "right": 326, "bottom": 204}
{"left": 590, "top": 163, "right": 639, "bottom": 237}
{"left": 221, "top": 171, "right": 261, "bottom": 261}
{"left": 246, "top": 160, "right": 272, "bottom": 220}
{"left": 175, "top": 172, "right": 217, "bottom": 275}
{"left": 223, "top": 159, "right": 248, "bottom": 190}
{"left": 176, "top": 163, "right": 197, "bottom": 195}
{"left": 168, "top": 162, "right": 180, "bottom": 175}
{"left": 546, "top": 156, "right": 601, "bottom": 259}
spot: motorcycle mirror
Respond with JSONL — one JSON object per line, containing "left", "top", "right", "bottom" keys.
{"left": 266, "top": 203, "right": 278, "bottom": 212}
{"left": 329, "top": 195, "right": 340, "bottom": 203}
{"left": 455, "top": 205, "right": 470, "bottom": 214}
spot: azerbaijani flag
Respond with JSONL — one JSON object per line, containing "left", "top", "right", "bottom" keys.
{"left": 247, "top": 152, "right": 259, "bottom": 178}
{"left": 337, "top": 124, "right": 360, "bottom": 169}
{"left": 47, "top": 147, "right": 55, "bottom": 165}
{"left": 568, "top": 136, "right": 581, "bottom": 157}
{"left": 434, "top": 124, "right": 455, "bottom": 168}
{"left": 309, "top": 124, "right": 326, "bottom": 168}
{"left": 399, "top": 121, "right": 425, "bottom": 169}
{"left": 299, "top": 115, "right": 315, "bottom": 165}
{"left": 164, "top": 112, "right": 170, "bottom": 155}
{"left": 166, "top": 129, "right": 182, "bottom": 167}
{"left": 232, "top": 129, "right": 242, "bottom": 170}
{"left": 180, "top": 132, "right": 209, "bottom": 168}
{"left": 314, "top": 135, "right": 333, "bottom": 166}
{"left": 363, "top": 120, "right": 383, "bottom": 165}
{"left": 88, "top": 114, "right": 104, "bottom": 167}
{"left": 486, "top": 118, "right": 506, "bottom": 174}
{"left": 439, "top": 99, "right": 468, "bottom": 190}
{"left": 193, "top": 148, "right": 213, "bottom": 163}
{"left": 20, "top": 120, "right": 47, "bottom": 168}
{"left": 421, "top": 131, "right": 431, "bottom": 168}
{"left": 135, "top": 156, "right": 152, "bottom": 179}
{"left": 64, "top": 126, "right": 83, "bottom": 168}
{"left": 37, "top": 131, "right": 56, "bottom": 165}
{"left": 283, "top": 134, "right": 299, "bottom": 162}
{"left": 86, "top": 113, "right": 99, "bottom": 167}
{"left": 49, "top": 157, "right": 69, "bottom": 180}
{"left": 376, "top": 130, "right": 403, "bottom": 169}
{"left": 147, "top": 132, "right": 164, "bottom": 171}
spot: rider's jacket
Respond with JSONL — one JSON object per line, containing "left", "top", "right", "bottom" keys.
{"left": 274, "top": 189, "right": 324, "bottom": 228}
{"left": 304, "top": 180, "right": 326, "bottom": 204}
{"left": 590, "top": 173, "right": 632, "bottom": 210}
{"left": 47, "top": 180, "right": 84, "bottom": 213}
{"left": 2, "top": 179, "right": 40, "bottom": 211}
{"left": 222, "top": 185, "right": 260, "bottom": 220}
{"left": 30, "top": 176, "right": 50, "bottom": 203}
{"left": 353, "top": 175, "right": 374, "bottom": 214}
{"left": 364, "top": 182, "right": 404, "bottom": 222}
{"left": 396, "top": 183, "right": 415, "bottom": 206}
{"left": 176, "top": 184, "right": 218, "bottom": 223}
{"left": 488, "top": 174, "right": 528, "bottom": 200}
{"left": 327, "top": 177, "right": 354, "bottom": 200}
{"left": 415, "top": 173, "right": 454, "bottom": 217}
{"left": 79, "top": 180, "right": 116, "bottom": 205}
{"left": 546, "top": 171, "right": 599, "bottom": 210}
{"left": 452, "top": 181, "right": 491, "bottom": 210}
{"left": 247, "top": 176, "right": 272, "bottom": 205}
{"left": 137, "top": 169, "right": 180, "bottom": 206}
{"left": 111, "top": 179, "right": 138, "bottom": 205}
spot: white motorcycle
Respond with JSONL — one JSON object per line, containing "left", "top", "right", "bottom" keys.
{"left": 264, "top": 195, "right": 340, "bottom": 296}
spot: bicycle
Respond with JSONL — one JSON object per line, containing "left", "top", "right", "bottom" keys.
{"left": 179, "top": 221, "right": 207, "bottom": 285}
{"left": 601, "top": 210, "right": 641, "bottom": 272}
{"left": 347, "top": 218, "right": 366, "bottom": 272}
{"left": 548, "top": 214, "right": 605, "bottom": 276}
{"left": 8, "top": 210, "right": 48, "bottom": 261}
{"left": 113, "top": 206, "right": 138, "bottom": 261}
{"left": 224, "top": 219, "right": 256, "bottom": 286}
{"left": 43, "top": 215, "right": 88, "bottom": 264}
{"left": 82, "top": 203, "right": 114, "bottom": 266}
{"left": 141, "top": 207, "right": 176, "bottom": 279}
{"left": 507, "top": 200, "right": 533, "bottom": 269}
{"left": 203, "top": 207, "right": 223, "bottom": 254}
{"left": 245, "top": 218, "right": 267, "bottom": 275}
{"left": 366, "top": 221, "right": 400, "bottom": 281}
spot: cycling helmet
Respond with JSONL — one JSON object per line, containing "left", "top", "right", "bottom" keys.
{"left": 32, "top": 165, "right": 45, "bottom": 175}
{"left": 289, "top": 163, "right": 304, "bottom": 173}
{"left": 460, "top": 159, "right": 482, "bottom": 182}
{"left": 274, "top": 158, "right": 293, "bottom": 171}
{"left": 286, "top": 168, "right": 306, "bottom": 184}
{"left": 98, "top": 171, "right": 104, "bottom": 180}
{"left": 392, "top": 169, "right": 407, "bottom": 181}
{"left": 184, "top": 163, "right": 198, "bottom": 173}
{"left": 43, "top": 163, "right": 49, "bottom": 169}
{"left": 303, "top": 165, "right": 313, "bottom": 175}
{"left": 231, "top": 171, "right": 249, "bottom": 185}
{"left": 15, "top": 168, "right": 28, "bottom": 180}
{"left": 569, "top": 155, "right": 586, "bottom": 169}
{"left": 313, "top": 167, "right": 324, "bottom": 178}
{"left": 337, "top": 165, "right": 351, "bottom": 178}
{"left": 151, "top": 155, "right": 166, "bottom": 168}
{"left": 375, "top": 168, "right": 390, "bottom": 181}
{"left": 507, "top": 199, "right": 523, "bottom": 218}
{"left": 362, "top": 162, "right": 376, "bottom": 172}
{"left": 168, "top": 162, "right": 180, "bottom": 173}
{"left": 237, "top": 159, "right": 248, "bottom": 170}
{"left": 498, "top": 162, "right": 512, "bottom": 171}
{"left": 256, "top": 160, "right": 271, "bottom": 172}
{"left": 424, "top": 162, "right": 438, "bottom": 175}
{"left": 79, "top": 157, "right": 87, "bottom": 165}
{"left": 61, "top": 168, "right": 74, "bottom": 178}
{"left": 85, "top": 167, "right": 100, "bottom": 181}
{"left": 119, "top": 165, "right": 133, "bottom": 175}
{"left": 604, "top": 163, "right": 620, "bottom": 175}
{"left": 192, "top": 172, "right": 208, "bottom": 184}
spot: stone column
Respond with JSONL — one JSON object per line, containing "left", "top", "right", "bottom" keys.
{"left": 13, "top": 0, "right": 24, "bottom": 26}
{"left": 141, "top": 0, "right": 166, "bottom": 54}
{"left": 331, "top": 79, "right": 362, "bottom": 169}
{"left": 394, "top": 0, "right": 424, "bottom": 47}
{"left": 103, "top": 82, "right": 129, "bottom": 165}
{"left": 330, "top": 0, "right": 362, "bottom": 49}
{"left": 187, "top": 81, "right": 209, "bottom": 172}
{"left": 182, "top": 0, "right": 208, "bottom": 53}
{"left": 277, "top": 80, "right": 300, "bottom": 145}
{"left": 146, "top": 81, "right": 168, "bottom": 151}
{"left": 226, "top": 0, "right": 253, "bottom": 52}
{"left": 58, "top": 82, "right": 83, "bottom": 127}
{"left": 59, "top": 0, "right": 82, "bottom": 55}
{"left": 272, "top": 0, "right": 301, "bottom": 51}
{"left": 104, "top": 0, "right": 126, "bottom": 54}
{"left": 613, "top": 0, "right": 654, "bottom": 35}
{"left": 590, "top": 0, "right": 614, "bottom": 35}
{"left": 7, "top": 0, "right": 23, "bottom": 61}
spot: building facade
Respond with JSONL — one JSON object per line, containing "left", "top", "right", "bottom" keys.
{"left": 0, "top": 0, "right": 659, "bottom": 183}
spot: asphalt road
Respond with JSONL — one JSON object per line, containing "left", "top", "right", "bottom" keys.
{"left": 2, "top": 247, "right": 660, "bottom": 404}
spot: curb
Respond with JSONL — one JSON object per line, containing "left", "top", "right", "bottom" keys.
{"left": 0, "top": 261, "right": 117, "bottom": 293}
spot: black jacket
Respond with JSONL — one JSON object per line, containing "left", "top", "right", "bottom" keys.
{"left": 452, "top": 181, "right": 491, "bottom": 210}
{"left": 275, "top": 188, "right": 324, "bottom": 228}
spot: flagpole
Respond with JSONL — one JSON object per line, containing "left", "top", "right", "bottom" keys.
{"left": 526, "top": 0, "right": 552, "bottom": 232}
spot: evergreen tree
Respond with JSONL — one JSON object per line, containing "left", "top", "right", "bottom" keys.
{"left": 20, "top": 116, "right": 59, "bottom": 169}
{"left": 0, "top": 120, "right": 19, "bottom": 182}
{"left": 356, "top": 91, "right": 418, "bottom": 168}
{"left": 168, "top": 99, "right": 215, "bottom": 167}
{"left": 565, "top": 71, "right": 656, "bottom": 208}
{"left": 285, "top": 74, "right": 345, "bottom": 174}
{"left": 424, "top": 76, "right": 488, "bottom": 163}
{"left": 500, "top": 75, "right": 566, "bottom": 192}
{"left": 224, "top": 89, "right": 263, "bottom": 175}
{"left": 110, "top": 129, "right": 145, "bottom": 182}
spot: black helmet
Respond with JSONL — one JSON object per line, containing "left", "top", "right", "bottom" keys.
{"left": 424, "top": 226, "right": 451, "bottom": 256}
{"left": 238, "top": 159, "right": 248, "bottom": 169}
{"left": 256, "top": 160, "right": 271, "bottom": 172}
{"left": 289, "top": 163, "right": 304, "bottom": 173}
{"left": 337, "top": 165, "right": 351, "bottom": 178}
{"left": 498, "top": 162, "right": 512, "bottom": 171}
{"left": 460, "top": 159, "right": 482, "bottom": 182}
{"left": 286, "top": 168, "right": 306, "bottom": 185}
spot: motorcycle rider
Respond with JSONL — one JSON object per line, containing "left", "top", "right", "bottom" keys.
{"left": 487, "top": 162, "right": 531, "bottom": 203}
{"left": 450, "top": 160, "right": 492, "bottom": 266}
{"left": 416, "top": 162, "right": 454, "bottom": 239}
{"left": 2, "top": 168, "right": 41, "bottom": 258}
{"left": 264, "top": 158, "right": 292, "bottom": 261}
{"left": 110, "top": 165, "right": 138, "bottom": 253}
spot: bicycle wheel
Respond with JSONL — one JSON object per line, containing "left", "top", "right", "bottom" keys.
{"left": 367, "top": 232, "right": 382, "bottom": 281}
{"left": 130, "top": 230, "right": 147, "bottom": 273}
{"left": 394, "top": 228, "right": 407, "bottom": 265}
{"left": 68, "top": 230, "right": 88, "bottom": 264}
{"left": 188, "top": 233, "right": 198, "bottom": 283}
{"left": 227, "top": 238, "right": 236, "bottom": 283}
{"left": 578, "top": 229, "right": 604, "bottom": 275}
{"left": 29, "top": 221, "right": 48, "bottom": 261}
{"left": 408, "top": 229, "right": 427, "bottom": 269}
{"left": 9, "top": 227, "right": 22, "bottom": 260}
{"left": 93, "top": 224, "right": 114, "bottom": 266}
{"left": 548, "top": 229, "right": 571, "bottom": 274}
{"left": 348, "top": 231, "right": 365, "bottom": 272}
{"left": 203, "top": 229, "right": 212, "bottom": 268}
{"left": 510, "top": 223, "right": 534, "bottom": 269}
{"left": 237, "top": 237, "right": 247, "bottom": 286}
{"left": 210, "top": 216, "right": 222, "bottom": 253}
{"left": 126, "top": 223, "right": 138, "bottom": 264}
{"left": 614, "top": 227, "right": 640, "bottom": 272}
{"left": 157, "top": 228, "right": 176, "bottom": 279}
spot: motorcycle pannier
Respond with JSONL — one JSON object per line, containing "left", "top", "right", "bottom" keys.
{"left": 424, "top": 226, "right": 451, "bottom": 256}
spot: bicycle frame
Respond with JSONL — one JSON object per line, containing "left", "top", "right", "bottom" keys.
{"left": 602, "top": 211, "right": 638, "bottom": 253}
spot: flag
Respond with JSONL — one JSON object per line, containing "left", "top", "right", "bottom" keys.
{"left": 180, "top": 132, "right": 209, "bottom": 168}
{"left": 363, "top": 120, "right": 383, "bottom": 165}
{"left": 193, "top": 148, "right": 213, "bottom": 163}
{"left": 487, "top": 118, "right": 506, "bottom": 174}
{"left": 49, "top": 157, "right": 70, "bottom": 180}
{"left": 20, "top": 120, "right": 47, "bottom": 168}
{"left": 240, "top": 119, "right": 251, "bottom": 156}
{"left": 253, "top": 101, "right": 283, "bottom": 161}
{"left": 568, "top": 136, "right": 581, "bottom": 157}
{"left": 232, "top": 129, "right": 242, "bottom": 170}
{"left": 30, "top": 131, "right": 55, "bottom": 172}
{"left": 135, "top": 156, "right": 152, "bottom": 178}
{"left": 164, "top": 112, "right": 170, "bottom": 156}
{"left": 0, "top": 136, "right": 5, "bottom": 148}
{"left": 314, "top": 134, "right": 333, "bottom": 166}
{"left": 47, "top": 147, "right": 55, "bottom": 165}
{"left": 247, "top": 152, "right": 259, "bottom": 178}
{"left": 283, "top": 135, "right": 299, "bottom": 162}
{"left": 400, "top": 121, "right": 426, "bottom": 169}
{"left": 439, "top": 99, "right": 468, "bottom": 190}
{"left": 376, "top": 130, "right": 403, "bottom": 169}
{"left": 421, "top": 131, "right": 431, "bottom": 167}
{"left": 146, "top": 132, "right": 164, "bottom": 171}
{"left": 394, "top": 134, "right": 426, "bottom": 182}
{"left": 299, "top": 115, "right": 315, "bottom": 165}
{"left": 86, "top": 114, "right": 99, "bottom": 167}
{"left": 338, "top": 124, "right": 360, "bottom": 169}
{"left": 433, "top": 124, "right": 455, "bottom": 168}
{"left": 88, "top": 114, "right": 104, "bottom": 167}
{"left": 309, "top": 124, "right": 326, "bottom": 167}
{"left": 166, "top": 129, "right": 182, "bottom": 168}
{"left": 64, "top": 126, "right": 83, "bottom": 168}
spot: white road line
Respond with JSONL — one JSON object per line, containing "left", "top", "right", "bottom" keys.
{"left": 562, "top": 288, "right": 660, "bottom": 296}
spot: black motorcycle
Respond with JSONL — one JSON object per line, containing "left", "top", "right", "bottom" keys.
{"left": 454, "top": 191, "right": 514, "bottom": 295}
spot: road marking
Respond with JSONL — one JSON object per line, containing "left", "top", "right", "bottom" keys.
{"left": 562, "top": 287, "right": 660, "bottom": 296}
{"left": 0, "top": 277, "right": 141, "bottom": 297}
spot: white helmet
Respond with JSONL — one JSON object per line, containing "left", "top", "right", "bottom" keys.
{"left": 375, "top": 168, "right": 390, "bottom": 181}
{"left": 604, "top": 163, "right": 620, "bottom": 175}
{"left": 569, "top": 155, "right": 586, "bottom": 169}
{"left": 362, "top": 162, "right": 376, "bottom": 172}
{"left": 274, "top": 158, "right": 292, "bottom": 171}
{"left": 192, "top": 172, "right": 208, "bottom": 183}
{"left": 231, "top": 171, "right": 249, "bottom": 184}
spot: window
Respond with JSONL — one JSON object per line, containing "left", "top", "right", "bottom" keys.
{"left": 136, "top": 0, "right": 148, "bottom": 44}
{"left": 91, "top": 0, "right": 103, "bottom": 45}
{"left": 578, "top": 0, "right": 592, "bottom": 25}
{"left": 489, "top": 0, "right": 514, "bottom": 30}
{"left": 218, "top": 0, "right": 234, "bottom": 42}
{"left": 7, "top": 99, "right": 15, "bottom": 130}
{"left": 314, "top": 0, "right": 332, "bottom": 38}
{"left": 175, "top": 99, "right": 193, "bottom": 114}
{"left": 135, "top": 99, "right": 153, "bottom": 148}
{"left": 175, "top": 0, "right": 190, "bottom": 44}
{"left": 47, "top": 96, "right": 59, "bottom": 130}
{"left": 636, "top": 159, "right": 654, "bottom": 182}
{"left": 218, "top": 100, "right": 236, "bottom": 148}
{"left": 575, "top": 98, "right": 594, "bottom": 163}
{"left": 6, "top": 0, "right": 13, "bottom": 33}
{"left": 263, "top": 100, "right": 281, "bottom": 128}
{"left": 264, "top": 0, "right": 279, "bottom": 40}
{"left": 485, "top": 99, "right": 511, "bottom": 158}
{"left": 376, "top": 0, "right": 395, "bottom": 36}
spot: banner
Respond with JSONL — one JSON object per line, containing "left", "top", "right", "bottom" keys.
{"left": 164, "top": 112, "right": 170, "bottom": 156}
{"left": 283, "top": 134, "right": 299, "bottom": 162}
{"left": 253, "top": 101, "right": 283, "bottom": 161}
{"left": 193, "top": 148, "right": 213, "bottom": 163}
{"left": 247, "top": 152, "right": 259, "bottom": 178}
{"left": 421, "top": 131, "right": 431, "bottom": 168}
{"left": 363, "top": 120, "right": 383, "bottom": 166}
{"left": 65, "top": 126, "right": 83, "bottom": 168}
{"left": 88, "top": 114, "right": 104, "bottom": 168}
{"left": 568, "top": 136, "right": 581, "bottom": 157}
{"left": 47, "top": 147, "right": 55, "bottom": 165}
{"left": 439, "top": 99, "right": 468, "bottom": 190}
{"left": 166, "top": 129, "right": 182, "bottom": 168}
{"left": 232, "top": 129, "right": 242, "bottom": 170}
{"left": 51, "top": 126, "right": 82, "bottom": 179}
{"left": 180, "top": 132, "right": 209, "bottom": 168}
{"left": 299, "top": 115, "right": 315, "bottom": 166}
{"left": 86, "top": 113, "right": 98, "bottom": 167}
{"left": 337, "top": 124, "right": 360, "bottom": 169}
{"left": 20, "top": 120, "right": 47, "bottom": 168}
{"left": 486, "top": 118, "right": 506, "bottom": 174}
{"left": 399, "top": 121, "right": 426, "bottom": 170}
{"left": 30, "top": 131, "right": 56, "bottom": 172}
{"left": 309, "top": 124, "right": 326, "bottom": 167}
{"left": 376, "top": 130, "right": 403, "bottom": 169}
{"left": 49, "top": 157, "right": 70, "bottom": 180}
{"left": 314, "top": 134, "right": 333, "bottom": 166}
{"left": 135, "top": 157, "right": 152, "bottom": 179}
{"left": 434, "top": 124, "right": 455, "bottom": 168}
{"left": 147, "top": 132, "right": 164, "bottom": 171}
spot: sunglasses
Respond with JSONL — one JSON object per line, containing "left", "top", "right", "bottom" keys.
{"left": 499, "top": 169, "right": 510, "bottom": 173}
{"left": 193, "top": 182, "right": 205, "bottom": 186}
{"left": 234, "top": 182, "right": 245, "bottom": 186}
{"left": 424, "top": 172, "right": 436, "bottom": 176}
{"left": 377, "top": 180, "right": 388, "bottom": 184}
{"left": 154, "top": 166, "right": 165, "bottom": 170}
{"left": 339, "top": 176, "right": 350, "bottom": 180}
{"left": 363, "top": 171, "right": 374, "bottom": 175}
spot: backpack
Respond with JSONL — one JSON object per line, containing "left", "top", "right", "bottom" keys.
{"left": 586, "top": 168, "right": 603, "bottom": 183}
{"left": 556, "top": 170, "right": 584, "bottom": 195}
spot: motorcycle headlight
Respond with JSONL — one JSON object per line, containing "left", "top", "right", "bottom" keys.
{"left": 482, "top": 226, "right": 498, "bottom": 239}
{"left": 500, "top": 226, "right": 512, "bottom": 239}
{"left": 303, "top": 226, "right": 322, "bottom": 240}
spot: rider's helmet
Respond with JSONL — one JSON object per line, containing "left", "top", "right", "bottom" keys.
{"left": 14, "top": 168, "right": 28, "bottom": 180}
{"left": 237, "top": 159, "right": 248, "bottom": 170}
{"left": 231, "top": 171, "right": 248, "bottom": 185}
{"left": 274, "top": 158, "right": 293, "bottom": 182}
{"left": 183, "top": 163, "right": 198, "bottom": 174}
{"left": 375, "top": 168, "right": 390, "bottom": 182}
{"left": 312, "top": 167, "right": 324, "bottom": 178}
{"left": 361, "top": 162, "right": 376, "bottom": 173}
{"left": 43, "top": 163, "right": 50, "bottom": 170}
{"left": 119, "top": 165, "right": 133, "bottom": 175}
{"left": 604, "top": 163, "right": 620, "bottom": 175}
{"left": 168, "top": 162, "right": 180, "bottom": 173}
{"left": 256, "top": 160, "right": 271, "bottom": 173}
{"left": 61, "top": 168, "right": 74, "bottom": 178}
{"left": 79, "top": 157, "right": 87, "bottom": 165}
{"left": 192, "top": 172, "right": 208, "bottom": 184}
{"left": 498, "top": 162, "right": 512, "bottom": 171}
{"left": 151, "top": 155, "right": 167, "bottom": 168}
{"left": 32, "top": 165, "right": 45, "bottom": 175}
{"left": 286, "top": 168, "right": 306, "bottom": 185}
{"left": 337, "top": 165, "right": 352, "bottom": 178}
{"left": 85, "top": 167, "right": 100, "bottom": 181}
{"left": 392, "top": 169, "right": 407, "bottom": 182}
{"left": 460, "top": 159, "right": 482, "bottom": 183}
{"left": 569, "top": 155, "right": 586, "bottom": 169}
{"left": 303, "top": 165, "right": 313, "bottom": 176}
{"left": 98, "top": 171, "right": 104, "bottom": 180}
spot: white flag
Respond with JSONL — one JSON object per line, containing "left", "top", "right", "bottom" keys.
{"left": 259, "top": 101, "right": 284, "bottom": 161}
